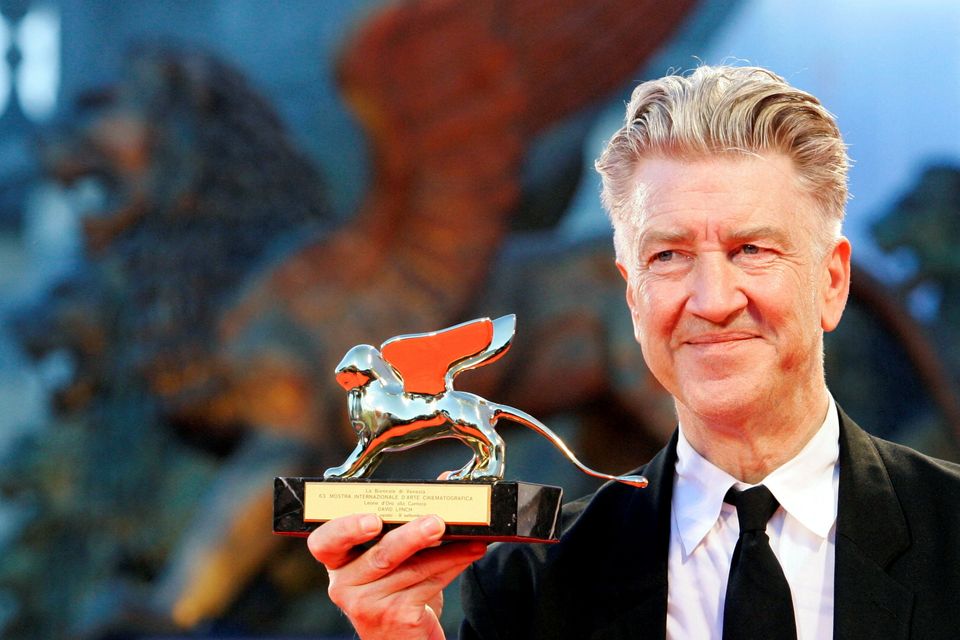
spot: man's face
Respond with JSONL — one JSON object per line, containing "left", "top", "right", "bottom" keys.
{"left": 616, "top": 154, "right": 850, "bottom": 424}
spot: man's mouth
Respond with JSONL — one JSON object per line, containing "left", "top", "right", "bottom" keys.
{"left": 683, "top": 332, "right": 758, "bottom": 345}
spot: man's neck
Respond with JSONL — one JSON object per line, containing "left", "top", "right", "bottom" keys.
{"left": 676, "top": 387, "right": 831, "bottom": 484}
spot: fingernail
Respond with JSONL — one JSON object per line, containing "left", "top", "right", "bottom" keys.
{"left": 360, "top": 514, "right": 381, "bottom": 534}
{"left": 421, "top": 515, "right": 445, "bottom": 536}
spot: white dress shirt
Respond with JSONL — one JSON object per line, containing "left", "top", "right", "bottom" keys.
{"left": 666, "top": 400, "right": 840, "bottom": 640}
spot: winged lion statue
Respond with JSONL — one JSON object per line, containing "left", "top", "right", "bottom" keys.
{"left": 325, "top": 315, "right": 647, "bottom": 487}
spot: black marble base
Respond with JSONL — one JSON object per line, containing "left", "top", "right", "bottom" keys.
{"left": 274, "top": 477, "right": 563, "bottom": 543}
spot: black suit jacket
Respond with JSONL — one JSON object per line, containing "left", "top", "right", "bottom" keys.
{"left": 460, "top": 410, "right": 960, "bottom": 639}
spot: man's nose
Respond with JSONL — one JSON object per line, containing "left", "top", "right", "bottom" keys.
{"left": 685, "top": 254, "right": 748, "bottom": 323}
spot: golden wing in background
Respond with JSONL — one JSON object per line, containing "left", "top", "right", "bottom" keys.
{"left": 222, "top": 0, "right": 697, "bottom": 361}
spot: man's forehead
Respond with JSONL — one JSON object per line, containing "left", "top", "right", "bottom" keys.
{"left": 621, "top": 154, "right": 814, "bottom": 236}
{"left": 630, "top": 152, "right": 797, "bottom": 196}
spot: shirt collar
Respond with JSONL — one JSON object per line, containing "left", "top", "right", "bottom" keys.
{"left": 762, "top": 399, "right": 839, "bottom": 539}
{"left": 672, "top": 397, "right": 840, "bottom": 557}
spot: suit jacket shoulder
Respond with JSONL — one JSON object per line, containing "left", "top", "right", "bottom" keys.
{"left": 460, "top": 433, "right": 677, "bottom": 640}
{"left": 834, "top": 410, "right": 960, "bottom": 640}
{"left": 461, "top": 412, "right": 960, "bottom": 640}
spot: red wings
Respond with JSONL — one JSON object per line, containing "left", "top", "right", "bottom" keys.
{"left": 380, "top": 316, "right": 511, "bottom": 395}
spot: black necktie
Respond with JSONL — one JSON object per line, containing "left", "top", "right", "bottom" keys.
{"left": 722, "top": 485, "right": 797, "bottom": 640}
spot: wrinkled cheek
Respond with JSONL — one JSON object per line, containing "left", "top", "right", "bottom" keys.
{"left": 777, "top": 326, "right": 820, "bottom": 373}
{"left": 629, "top": 285, "right": 658, "bottom": 344}
{"left": 630, "top": 310, "right": 661, "bottom": 354}
{"left": 780, "top": 348, "right": 806, "bottom": 373}
{"left": 630, "top": 315, "right": 668, "bottom": 376}
{"left": 628, "top": 281, "right": 680, "bottom": 374}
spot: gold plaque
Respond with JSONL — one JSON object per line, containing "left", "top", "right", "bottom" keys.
{"left": 303, "top": 481, "right": 492, "bottom": 525}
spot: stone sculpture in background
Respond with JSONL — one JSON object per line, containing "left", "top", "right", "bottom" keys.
{"left": 1, "top": 45, "right": 334, "bottom": 638}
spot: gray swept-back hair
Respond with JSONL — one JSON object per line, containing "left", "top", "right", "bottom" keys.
{"left": 595, "top": 65, "right": 850, "bottom": 262}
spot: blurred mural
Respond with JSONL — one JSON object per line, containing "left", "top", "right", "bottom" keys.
{"left": 0, "top": 1, "right": 957, "bottom": 639}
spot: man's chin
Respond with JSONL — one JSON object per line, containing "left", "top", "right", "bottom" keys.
{"left": 676, "top": 378, "right": 767, "bottom": 422}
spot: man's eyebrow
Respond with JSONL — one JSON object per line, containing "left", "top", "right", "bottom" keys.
{"left": 724, "top": 225, "right": 795, "bottom": 248}
{"left": 636, "top": 228, "right": 695, "bottom": 253}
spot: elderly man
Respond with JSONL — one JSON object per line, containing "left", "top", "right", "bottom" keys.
{"left": 307, "top": 66, "right": 960, "bottom": 639}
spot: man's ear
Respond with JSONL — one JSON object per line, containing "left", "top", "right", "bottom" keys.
{"left": 616, "top": 260, "right": 635, "bottom": 311}
{"left": 821, "top": 237, "right": 852, "bottom": 332}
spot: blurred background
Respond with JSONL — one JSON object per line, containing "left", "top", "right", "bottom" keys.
{"left": 0, "top": 0, "right": 958, "bottom": 638}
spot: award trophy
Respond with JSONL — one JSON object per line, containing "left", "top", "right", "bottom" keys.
{"left": 273, "top": 314, "right": 647, "bottom": 542}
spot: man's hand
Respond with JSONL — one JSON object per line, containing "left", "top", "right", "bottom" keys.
{"left": 307, "top": 513, "right": 488, "bottom": 640}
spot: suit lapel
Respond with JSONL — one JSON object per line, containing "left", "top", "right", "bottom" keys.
{"left": 562, "top": 411, "right": 915, "bottom": 639}
{"left": 834, "top": 410, "right": 913, "bottom": 639}
{"left": 588, "top": 431, "right": 677, "bottom": 640}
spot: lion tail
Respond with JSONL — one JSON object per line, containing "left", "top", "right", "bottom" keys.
{"left": 491, "top": 404, "right": 648, "bottom": 488}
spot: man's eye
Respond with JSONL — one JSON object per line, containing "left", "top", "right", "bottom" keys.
{"left": 654, "top": 250, "right": 674, "bottom": 262}
{"left": 741, "top": 244, "right": 760, "bottom": 255}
